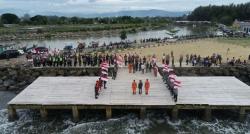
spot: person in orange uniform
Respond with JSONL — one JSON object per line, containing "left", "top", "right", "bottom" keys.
{"left": 129, "top": 63, "right": 133, "bottom": 73}
{"left": 132, "top": 80, "right": 137, "bottom": 95}
{"left": 145, "top": 79, "right": 150, "bottom": 95}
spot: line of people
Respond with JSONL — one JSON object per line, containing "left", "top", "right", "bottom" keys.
{"left": 30, "top": 52, "right": 121, "bottom": 68}
{"left": 162, "top": 64, "right": 181, "bottom": 102}
{"left": 131, "top": 79, "right": 150, "bottom": 95}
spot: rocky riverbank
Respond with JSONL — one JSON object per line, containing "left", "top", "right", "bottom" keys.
{"left": 0, "top": 67, "right": 114, "bottom": 93}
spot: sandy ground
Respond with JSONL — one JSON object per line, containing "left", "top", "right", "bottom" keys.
{"left": 118, "top": 38, "right": 250, "bottom": 62}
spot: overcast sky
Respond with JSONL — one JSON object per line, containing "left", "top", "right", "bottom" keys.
{"left": 0, "top": 0, "right": 249, "bottom": 15}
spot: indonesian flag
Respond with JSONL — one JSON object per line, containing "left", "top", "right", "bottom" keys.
{"left": 101, "top": 62, "right": 109, "bottom": 68}
{"left": 101, "top": 74, "right": 109, "bottom": 82}
{"left": 115, "top": 55, "right": 123, "bottom": 67}
{"left": 102, "top": 71, "right": 108, "bottom": 75}
{"left": 169, "top": 74, "right": 177, "bottom": 80}
{"left": 164, "top": 68, "right": 173, "bottom": 73}
{"left": 101, "top": 67, "right": 108, "bottom": 71}
{"left": 152, "top": 57, "right": 157, "bottom": 63}
{"left": 174, "top": 86, "right": 179, "bottom": 89}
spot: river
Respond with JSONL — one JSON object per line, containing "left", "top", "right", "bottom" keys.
{"left": 1, "top": 25, "right": 215, "bottom": 50}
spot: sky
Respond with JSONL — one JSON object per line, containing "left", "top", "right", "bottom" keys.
{"left": 0, "top": 0, "right": 249, "bottom": 16}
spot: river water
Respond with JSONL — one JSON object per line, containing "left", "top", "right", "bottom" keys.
{"left": 1, "top": 25, "right": 214, "bottom": 50}
{"left": 0, "top": 92, "right": 249, "bottom": 134}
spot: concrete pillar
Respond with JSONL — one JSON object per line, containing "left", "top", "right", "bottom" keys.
{"left": 106, "top": 107, "right": 112, "bottom": 119}
{"left": 8, "top": 106, "right": 17, "bottom": 121}
{"left": 40, "top": 107, "right": 48, "bottom": 121}
{"left": 72, "top": 106, "right": 79, "bottom": 122}
{"left": 239, "top": 107, "right": 246, "bottom": 122}
{"left": 203, "top": 108, "right": 212, "bottom": 121}
{"left": 140, "top": 108, "right": 146, "bottom": 119}
{"left": 171, "top": 108, "right": 178, "bottom": 121}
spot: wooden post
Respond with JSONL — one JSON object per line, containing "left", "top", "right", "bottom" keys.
{"left": 239, "top": 107, "right": 246, "bottom": 122}
{"left": 203, "top": 108, "right": 212, "bottom": 121}
{"left": 171, "top": 107, "right": 178, "bottom": 121}
{"left": 8, "top": 106, "right": 17, "bottom": 121}
{"left": 140, "top": 108, "right": 146, "bottom": 119}
{"left": 40, "top": 106, "right": 48, "bottom": 121}
{"left": 72, "top": 106, "right": 79, "bottom": 122}
{"left": 106, "top": 107, "right": 112, "bottom": 119}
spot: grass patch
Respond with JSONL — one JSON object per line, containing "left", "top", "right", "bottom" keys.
{"left": 216, "top": 37, "right": 250, "bottom": 47}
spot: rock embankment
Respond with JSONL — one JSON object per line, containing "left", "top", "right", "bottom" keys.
{"left": 0, "top": 67, "right": 114, "bottom": 93}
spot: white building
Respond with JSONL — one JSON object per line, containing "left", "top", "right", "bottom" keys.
{"left": 233, "top": 20, "right": 250, "bottom": 34}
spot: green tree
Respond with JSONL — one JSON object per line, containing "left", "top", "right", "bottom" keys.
{"left": 30, "top": 15, "right": 48, "bottom": 25}
{"left": 120, "top": 30, "right": 127, "bottom": 40}
{"left": 1, "top": 13, "right": 20, "bottom": 24}
{"left": 0, "top": 16, "right": 3, "bottom": 27}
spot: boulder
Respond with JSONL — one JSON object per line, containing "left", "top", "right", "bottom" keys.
{"left": 17, "top": 81, "right": 27, "bottom": 87}
{"left": 0, "top": 79, "right": 3, "bottom": 85}
{"left": 3, "top": 79, "right": 15, "bottom": 87}
{"left": 0, "top": 86, "right": 7, "bottom": 91}
{"left": 8, "top": 86, "right": 18, "bottom": 91}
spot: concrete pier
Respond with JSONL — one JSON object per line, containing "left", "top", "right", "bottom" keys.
{"left": 8, "top": 106, "right": 17, "bottom": 121}
{"left": 171, "top": 107, "right": 178, "bottom": 121}
{"left": 72, "top": 106, "right": 79, "bottom": 122}
{"left": 40, "top": 107, "right": 48, "bottom": 121}
{"left": 140, "top": 108, "right": 146, "bottom": 119}
{"left": 203, "top": 108, "right": 212, "bottom": 121}
{"left": 239, "top": 107, "right": 246, "bottom": 122}
{"left": 106, "top": 107, "right": 112, "bottom": 119}
{"left": 7, "top": 68, "right": 250, "bottom": 121}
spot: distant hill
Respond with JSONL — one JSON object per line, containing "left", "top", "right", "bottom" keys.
{"left": 0, "top": 9, "right": 189, "bottom": 18}
{"left": 85, "top": 9, "right": 189, "bottom": 18}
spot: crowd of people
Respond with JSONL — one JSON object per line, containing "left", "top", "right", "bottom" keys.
{"left": 27, "top": 50, "right": 123, "bottom": 68}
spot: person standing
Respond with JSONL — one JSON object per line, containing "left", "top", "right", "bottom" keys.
{"left": 132, "top": 80, "right": 137, "bottom": 95}
{"left": 141, "top": 63, "right": 145, "bottom": 74}
{"left": 95, "top": 80, "right": 99, "bottom": 99}
{"left": 179, "top": 54, "right": 183, "bottom": 67}
{"left": 171, "top": 56, "right": 175, "bottom": 67}
{"left": 186, "top": 54, "right": 189, "bottom": 65}
{"left": 138, "top": 80, "right": 143, "bottom": 95}
{"left": 173, "top": 87, "right": 178, "bottom": 102}
{"left": 145, "top": 79, "right": 150, "bottom": 95}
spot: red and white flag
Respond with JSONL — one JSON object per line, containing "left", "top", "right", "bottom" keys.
{"left": 101, "top": 76, "right": 109, "bottom": 82}
{"left": 101, "top": 71, "right": 108, "bottom": 75}
{"left": 101, "top": 67, "right": 108, "bottom": 71}
{"left": 173, "top": 80, "right": 181, "bottom": 87}
{"left": 101, "top": 62, "right": 109, "bottom": 68}
{"left": 169, "top": 74, "right": 177, "bottom": 79}
{"left": 115, "top": 55, "right": 123, "bottom": 67}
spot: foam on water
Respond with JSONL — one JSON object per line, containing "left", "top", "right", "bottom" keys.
{"left": 0, "top": 109, "right": 250, "bottom": 134}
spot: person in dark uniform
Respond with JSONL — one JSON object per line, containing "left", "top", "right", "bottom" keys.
{"left": 138, "top": 80, "right": 143, "bottom": 95}
{"left": 95, "top": 80, "right": 99, "bottom": 99}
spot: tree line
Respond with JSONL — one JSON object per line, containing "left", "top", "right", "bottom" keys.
{"left": 188, "top": 2, "right": 250, "bottom": 25}
{"left": 0, "top": 13, "right": 171, "bottom": 26}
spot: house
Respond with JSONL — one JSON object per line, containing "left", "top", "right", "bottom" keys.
{"left": 233, "top": 19, "right": 250, "bottom": 34}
